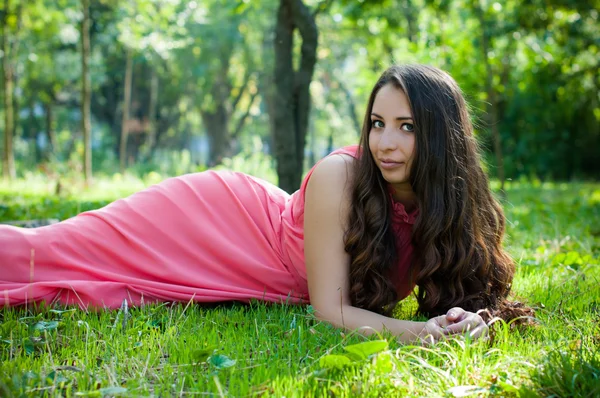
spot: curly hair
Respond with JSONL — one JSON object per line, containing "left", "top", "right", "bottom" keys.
{"left": 344, "top": 64, "right": 532, "bottom": 323}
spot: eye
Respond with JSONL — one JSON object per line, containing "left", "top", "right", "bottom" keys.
{"left": 372, "top": 120, "right": 384, "bottom": 129}
{"left": 401, "top": 123, "right": 414, "bottom": 132}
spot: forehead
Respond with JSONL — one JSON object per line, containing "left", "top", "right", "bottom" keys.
{"left": 372, "top": 84, "right": 412, "bottom": 116}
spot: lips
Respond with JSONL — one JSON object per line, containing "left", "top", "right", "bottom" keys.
{"left": 379, "top": 159, "right": 405, "bottom": 169}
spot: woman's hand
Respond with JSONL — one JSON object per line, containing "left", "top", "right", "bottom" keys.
{"left": 418, "top": 307, "right": 488, "bottom": 345}
{"left": 418, "top": 314, "right": 452, "bottom": 345}
{"left": 444, "top": 307, "right": 488, "bottom": 338}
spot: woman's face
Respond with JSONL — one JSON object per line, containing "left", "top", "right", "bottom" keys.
{"left": 368, "top": 84, "right": 416, "bottom": 193}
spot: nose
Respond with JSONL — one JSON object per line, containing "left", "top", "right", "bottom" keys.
{"left": 378, "top": 127, "right": 398, "bottom": 151}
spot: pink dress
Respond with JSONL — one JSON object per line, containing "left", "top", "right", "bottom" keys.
{"left": 0, "top": 146, "right": 417, "bottom": 309}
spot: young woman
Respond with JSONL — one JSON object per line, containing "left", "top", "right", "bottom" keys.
{"left": 0, "top": 65, "right": 528, "bottom": 344}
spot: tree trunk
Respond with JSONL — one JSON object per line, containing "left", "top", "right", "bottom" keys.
{"left": 44, "top": 102, "right": 57, "bottom": 158}
{"left": 272, "top": 0, "right": 318, "bottom": 193}
{"left": 145, "top": 66, "right": 158, "bottom": 160}
{"left": 119, "top": 49, "right": 132, "bottom": 173}
{"left": 1, "top": 0, "right": 16, "bottom": 180}
{"left": 28, "top": 99, "right": 42, "bottom": 162}
{"left": 474, "top": 0, "right": 505, "bottom": 195}
{"left": 273, "top": 0, "right": 296, "bottom": 192}
{"left": 202, "top": 103, "right": 230, "bottom": 166}
{"left": 81, "top": 0, "right": 92, "bottom": 185}
{"left": 260, "top": 37, "right": 277, "bottom": 157}
{"left": 200, "top": 67, "right": 255, "bottom": 166}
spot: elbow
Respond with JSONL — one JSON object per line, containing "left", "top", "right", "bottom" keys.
{"left": 311, "top": 303, "right": 350, "bottom": 329}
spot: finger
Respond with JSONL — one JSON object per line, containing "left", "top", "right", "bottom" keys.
{"left": 425, "top": 324, "right": 447, "bottom": 340}
{"left": 434, "top": 315, "right": 452, "bottom": 330}
{"left": 468, "top": 324, "right": 489, "bottom": 340}
{"left": 420, "top": 318, "right": 447, "bottom": 344}
{"left": 445, "top": 307, "right": 466, "bottom": 322}
{"left": 444, "top": 316, "right": 482, "bottom": 334}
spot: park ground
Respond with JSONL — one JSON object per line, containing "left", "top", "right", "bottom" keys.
{"left": 1, "top": 177, "right": 599, "bottom": 397}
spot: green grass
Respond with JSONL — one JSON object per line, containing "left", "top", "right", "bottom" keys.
{"left": 1, "top": 177, "right": 599, "bottom": 397}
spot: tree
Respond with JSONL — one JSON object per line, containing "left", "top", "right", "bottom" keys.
{"left": 3, "top": 0, "right": 597, "bottom": 181}
{"left": 272, "top": 0, "right": 321, "bottom": 193}
{"left": 119, "top": 48, "right": 132, "bottom": 173}
{"left": 0, "top": 0, "right": 21, "bottom": 180}
{"left": 182, "top": 1, "right": 265, "bottom": 166}
{"left": 80, "top": 0, "right": 92, "bottom": 184}
{"left": 114, "top": 0, "right": 194, "bottom": 168}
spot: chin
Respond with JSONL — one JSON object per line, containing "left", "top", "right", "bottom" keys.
{"left": 380, "top": 170, "right": 408, "bottom": 184}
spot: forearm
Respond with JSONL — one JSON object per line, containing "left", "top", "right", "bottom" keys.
{"left": 314, "top": 305, "right": 425, "bottom": 344}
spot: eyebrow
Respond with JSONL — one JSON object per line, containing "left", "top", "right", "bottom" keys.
{"left": 371, "top": 112, "right": 413, "bottom": 121}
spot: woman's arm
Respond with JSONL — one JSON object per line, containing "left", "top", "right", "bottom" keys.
{"left": 303, "top": 155, "right": 427, "bottom": 343}
{"left": 303, "top": 155, "right": 487, "bottom": 344}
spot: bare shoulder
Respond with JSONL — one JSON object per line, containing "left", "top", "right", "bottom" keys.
{"left": 306, "top": 153, "right": 356, "bottom": 200}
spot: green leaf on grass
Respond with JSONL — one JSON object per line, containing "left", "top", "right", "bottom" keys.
{"left": 98, "top": 387, "right": 128, "bottom": 395}
{"left": 46, "top": 371, "right": 70, "bottom": 385}
{"left": 497, "top": 380, "right": 519, "bottom": 393}
{"left": 552, "top": 253, "right": 566, "bottom": 265}
{"left": 319, "top": 354, "right": 352, "bottom": 369}
{"left": 19, "top": 316, "right": 41, "bottom": 321}
{"left": 24, "top": 339, "right": 35, "bottom": 355}
{"left": 32, "top": 321, "right": 60, "bottom": 332}
{"left": 373, "top": 352, "right": 394, "bottom": 373}
{"left": 49, "top": 309, "right": 76, "bottom": 316}
{"left": 208, "top": 354, "right": 236, "bottom": 369}
{"left": 343, "top": 340, "right": 389, "bottom": 360}
{"left": 192, "top": 347, "right": 215, "bottom": 363}
{"left": 563, "top": 251, "right": 582, "bottom": 266}
{"left": 75, "top": 386, "right": 128, "bottom": 396}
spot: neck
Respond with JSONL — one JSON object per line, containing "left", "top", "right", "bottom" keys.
{"left": 391, "top": 185, "right": 417, "bottom": 212}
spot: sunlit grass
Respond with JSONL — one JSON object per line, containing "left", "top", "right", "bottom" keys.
{"left": 1, "top": 177, "right": 599, "bottom": 396}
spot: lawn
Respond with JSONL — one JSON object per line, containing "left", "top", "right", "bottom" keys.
{"left": 1, "top": 177, "right": 599, "bottom": 397}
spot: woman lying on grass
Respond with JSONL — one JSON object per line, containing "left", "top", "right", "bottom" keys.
{"left": 0, "top": 64, "right": 531, "bottom": 344}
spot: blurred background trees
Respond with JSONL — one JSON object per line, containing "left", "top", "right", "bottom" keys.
{"left": 0, "top": 0, "right": 598, "bottom": 191}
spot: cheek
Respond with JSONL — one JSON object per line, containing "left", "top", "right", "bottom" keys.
{"left": 368, "top": 132, "right": 377, "bottom": 155}
{"left": 407, "top": 135, "right": 416, "bottom": 158}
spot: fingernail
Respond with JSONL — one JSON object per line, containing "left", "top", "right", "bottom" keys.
{"left": 448, "top": 311, "right": 456, "bottom": 318}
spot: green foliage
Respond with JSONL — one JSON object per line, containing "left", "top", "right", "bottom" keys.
{"left": 323, "top": 0, "right": 600, "bottom": 179}
{"left": 521, "top": 345, "right": 600, "bottom": 397}
{"left": 3, "top": 0, "right": 598, "bottom": 181}
{"left": 318, "top": 340, "right": 389, "bottom": 370}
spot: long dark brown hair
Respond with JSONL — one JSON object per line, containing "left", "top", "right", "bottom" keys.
{"left": 344, "top": 64, "right": 532, "bottom": 322}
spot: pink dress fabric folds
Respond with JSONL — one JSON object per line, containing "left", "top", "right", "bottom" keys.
{"left": 0, "top": 146, "right": 417, "bottom": 309}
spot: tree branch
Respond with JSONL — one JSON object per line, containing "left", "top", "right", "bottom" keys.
{"left": 231, "top": 90, "right": 258, "bottom": 140}
{"left": 291, "top": 0, "right": 318, "bottom": 90}
{"left": 231, "top": 70, "right": 251, "bottom": 112}
{"left": 312, "top": 0, "right": 334, "bottom": 17}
